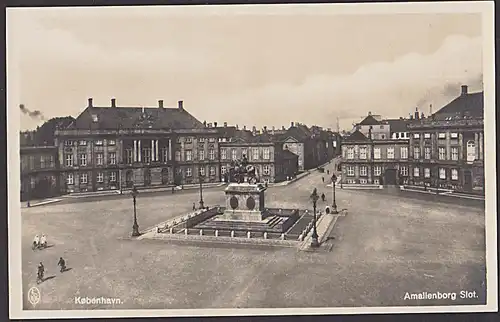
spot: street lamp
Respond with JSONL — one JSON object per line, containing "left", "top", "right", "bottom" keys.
{"left": 330, "top": 174, "right": 339, "bottom": 214}
{"left": 131, "top": 185, "right": 140, "bottom": 236}
{"left": 310, "top": 188, "right": 320, "bottom": 248}
{"left": 198, "top": 168, "right": 205, "bottom": 209}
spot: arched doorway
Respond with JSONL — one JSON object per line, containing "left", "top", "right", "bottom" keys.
{"left": 384, "top": 169, "right": 398, "bottom": 186}
{"left": 126, "top": 170, "right": 134, "bottom": 188}
{"left": 161, "top": 168, "right": 169, "bottom": 185}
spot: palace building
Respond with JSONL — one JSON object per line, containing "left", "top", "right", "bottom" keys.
{"left": 20, "top": 145, "right": 60, "bottom": 201}
{"left": 54, "top": 98, "right": 221, "bottom": 193}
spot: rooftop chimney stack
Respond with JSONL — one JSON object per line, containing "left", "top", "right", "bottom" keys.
{"left": 429, "top": 104, "right": 433, "bottom": 117}
{"left": 178, "top": 100, "right": 184, "bottom": 110}
{"left": 111, "top": 98, "right": 116, "bottom": 108}
{"left": 158, "top": 100, "right": 164, "bottom": 108}
{"left": 461, "top": 85, "right": 468, "bottom": 96}
{"left": 203, "top": 121, "right": 207, "bottom": 127}
{"left": 243, "top": 125, "right": 246, "bottom": 130}
{"left": 368, "top": 111, "right": 372, "bottom": 116}
{"left": 224, "top": 122, "right": 227, "bottom": 127}
{"left": 414, "top": 107, "right": 419, "bottom": 120}
{"left": 291, "top": 122, "right": 294, "bottom": 127}
{"left": 368, "top": 126, "right": 373, "bottom": 140}
{"left": 282, "top": 126, "right": 286, "bottom": 130}
{"left": 88, "top": 98, "right": 93, "bottom": 108}
{"left": 263, "top": 126, "right": 267, "bottom": 132}
{"left": 214, "top": 122, "right": 218, "bottom": 128}
{"left": 236, "top": 124, "right": 239, "bottom": 130}
{"left": 420, "top": 112, "right": 425, "bottom": 119}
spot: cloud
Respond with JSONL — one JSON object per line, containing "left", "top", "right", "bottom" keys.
{"left": 199, "top": 34, "right": 482, "bottom": 130}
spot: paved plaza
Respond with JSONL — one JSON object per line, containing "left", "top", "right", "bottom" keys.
{"left": 20, "top": 164, "right": 486, "bottom": 310}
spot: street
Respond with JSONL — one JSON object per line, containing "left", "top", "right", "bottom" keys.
{"left": 20, "top": 161, "right": 486, "bottom": 309}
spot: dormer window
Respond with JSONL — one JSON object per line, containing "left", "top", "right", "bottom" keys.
{"left": 91, "top": 114, "right": 98, "bottom": 122}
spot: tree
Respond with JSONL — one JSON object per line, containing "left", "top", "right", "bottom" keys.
{"left": 34, "top": 116, "right": 75, "bottom": 146}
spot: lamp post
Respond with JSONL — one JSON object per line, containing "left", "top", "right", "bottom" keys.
{"left": 199, "top": 168, "right": 205, "bottom": 209}
{"left": 131, "top": 185, "right": 140, "bottom": 236}
{"left": 330, "top": 174, "right": 339, "bottom": 214}
{"left": 310, "top": 188, "right": 320, "bottom": 248}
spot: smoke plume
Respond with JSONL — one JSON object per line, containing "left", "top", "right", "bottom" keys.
{"left": 19, "top": 104, "right": 46, "bottom": 121}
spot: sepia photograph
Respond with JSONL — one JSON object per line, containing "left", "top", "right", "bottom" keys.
{"left": 6, "top": 1, "right": 497, "bottom": 319}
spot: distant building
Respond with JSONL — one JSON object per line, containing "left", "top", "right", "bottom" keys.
{"left": 20, "top": 146, "right": 60, "bottom": 201}
{"left": 407, "top": 85, "right": 484, "bottom": 193}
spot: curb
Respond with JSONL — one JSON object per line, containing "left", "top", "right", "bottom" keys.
{"left": 22, "top": 199, "right": 63, "bottom": 208}
{"left": 401, "top": 188, "right": 485, "bottom": 201}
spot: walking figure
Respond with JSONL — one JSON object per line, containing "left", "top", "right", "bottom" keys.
{"left": 192, "top": 203, "right": 196, "bottom": 211}
{"left": 327, "top": 170, "right": 330, "bottom": 175}
{"left": 58, "top": 257, "right": 66, "bottom": 273}
{"left": 322, "top": 177, "right": 325, "bottom": 183}
{"left": 321, "top": 193, "right": 326, "bottom": 202}
{"left": 37, "top": 262, "right": 44, "bottom": 284}
{"left": 171, "top": 186, "right": 175, "bottom": 194}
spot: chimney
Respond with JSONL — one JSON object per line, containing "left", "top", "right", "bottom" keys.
{"left": 461, "top": 85, "right": 468, "bottom": 96}
{"left": 207, "top": 123, "right": 212, "bottom": 128}
{"left": 429, "top": 104, "right": 433, "bottom": 117}
{"left": 158, "top": 100, "right": 164, "bottom": 108}
{"left": 252, "top": 126, "right": 256, "bottom": 132}
{"left": 214, "top": 122, "right": 218, "bottom": 128}
{"left": 88, "top": 98, "right": 93, "bottom": 107}
{"left": 291, "top": 122, "right": 294, "bottom": 127}
{"left": 282, "top": 126, "right": 286, "bottom": 130}
{"left": 272, "top": 126, "right": 275, "bottom": 135}
{"left": 420, "top": 112, "right": 425, "bottom": 119}
{"left": 111, "top": 98, "right": 116, "bottom": 108}
{"left": 410, "top": 114, "right": 414, "bottom": 120}
{"left": 263, "top": 126, "right": 267, "bottom": 132}
{"left": 236, "top": 124, "right": 239, "bottom": 130}
{"left": 224, "top": 122, "right": 227, "bottom": 127}
{"left": 368, "top": 126, "right": 373, "bottom": 140}
{"left": 203, "top": 120, "right": 207, "bottom": 127}
{"left": 368, "top": 111, "right": 372, "bottom": 116}
{"left": 178, "top": 100, "right": 184, "bottom": 110}
{"left": 414, "top": 107, "right": 419, "bottom": 120}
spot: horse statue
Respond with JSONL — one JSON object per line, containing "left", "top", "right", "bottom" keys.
{"left": 229, "top": 154, "right": 260, "bottom": 184}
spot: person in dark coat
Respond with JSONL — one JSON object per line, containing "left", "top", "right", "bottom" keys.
{"left": 58, "top": 257, "right": 66, "bottom": 272}
{"left": 321, "top": 193, "right": 326, "bottom": 202}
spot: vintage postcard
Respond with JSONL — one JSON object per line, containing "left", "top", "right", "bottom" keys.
{"left": 7, "top": 1, "right": 497, "bottom": 319}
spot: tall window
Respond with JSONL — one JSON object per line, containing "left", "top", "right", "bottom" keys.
{"left": 199, "top": 150, "right": 205, "bottom": 161}
{"left": 450, "top": 133, "right": 458, "bottom": 139}
{"left": 126, "top": 149, "right": 133, "bottom": 164}
{"left": 438, "top": 133, "right": 446, "bottom": 139}
{"left": 232, "top": 149, "right": 238, "bottom": 160}
{"left": 347, "top": 147, "right": 354, "bottom": 159}
{"left": 413, "top": 133, "right": 420, "bottom": 139}
{"left": 387, "top": 147, "right": 395, "bottom": 159}
{"left": 347, "top": 166, "right": 355, "bottom": 177}
{"left": 109, "top": 152, "right": 116, "bottom": 165}
{"left": 400, "top": 166, "right": 408, "bottom": 176}
{"left": 252, "top": 148, "right": 259, "bottom": 160}
{"left": 175, "top": 151, "right": 181, "bottom": 161}
{"left": 424, "top": 133, "right": 431, "bottom": 139}
{"left": 209, "top": 166, "right": 216, "bottom": 176}
{"left": 263, "top": 165, "right": 270, "bottom": 175}
{"left": 466, "top": 140, "right": 476, "bottom": 162}
{"left": 439, "top": 168, "right": 446, "bottom": 179}
{"left": 64, "top": 140, "right": 74, "bottom": 146}
{"left": 162, "top": 147, "right": 168, "bottom": 162}
{"left": 413, "top": 147, "right": 420, "bottom": 159}
{"left": 65, "top": 154, "right": 74, "bottom": 167}
{"left": 79, "top": 154, "right": 87, "bottom": 166}
{"left": 438, "top": 147, "right": 446, "bottom": 160}
{"left": 451, "top": 147, "right": 459, "bottom": 161}
{"left": 143, "top": 148, "right": 151, "bottom": 163}
{"left": 97, "top": 172, "right": 104, "bottom": 183}
{"left": 263, "top": 148, "right": 270, "bottom": 160}
{"left": 78, "top": 140, "right": 87, "bottom": 146}
{"left": 424, "top": 168, "right": 430, "bottom": 178}
{"left": 95, "top": 140, "right": 103, "bottom": 146}
{"left": 109, "top": 172, "right": 117, "bottom": 182}
{"left": 199, "top": 167, "right": 205, "bottom": 176}
{"left": 359, "top": 147, "right": 367, "bottom": 160}
{"left": 80, "top": 173, "right": 88, "bottom": 184}
{"left": 413, "top": 167, "right": 420, "bottom": 177}
{"left": 40, "top": 156, "right": 46, "bottom": 169}
{"left": 451, "top": 169, "right": 458, "bottom": 180}
{"left": 400, "top": 147, "right": 408, "bottom": 159}
{"left": 221, "top": 166, "right": 227, "bottom": 174}
{"left": 67, "top": 173, "right": 74, "bottom": 185}
{"left": 242, "top": 149, "right": 248, "bottom": 159}
{"left": 108, "top": 139, "right": 116, "bottom": 146}
{"left": 96, "top": 153, "right": 104, "bottom": 165}
{"left": 185, "top": 137, "right": 192, "bottom": 143}
{"left": 360, "top": 166, "right": 367, "bottom": 176}
{"left": 185, "top": 150, "right": 192, "bottom": 161}
{"left": 221, "top": 149, "right": 227, "bottom": 160}
{"left": 374, "top": 166, "right": 381, "bottom": 176}
{"left": 186, "top": 168, "right": 192, "bottom": 177}
{"left": 209, "top": 149, "right": 215, "bottom": 160}
{"left": 424, "top": 147, "right": 431, "bottom": 159}
{"left": 374, "top": 148, "right": 381, "bottom": 159}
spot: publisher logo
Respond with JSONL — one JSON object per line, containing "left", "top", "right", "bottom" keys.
{"left": 28, "top": 287, "right": 41, "bottom": 306}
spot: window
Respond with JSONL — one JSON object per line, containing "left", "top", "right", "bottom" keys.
{"left": 209, "top": 166, "right": 216, "bottom": 176}
{"left": 199, "top": 150, "right": 205, "bottom": 161}
{"left": 109, "top": 152, "right": 117, "bottom": 165}
{"left": 97, "top": 172, "right": 104, "bottom": 183}
{"left": 263, "top": 148, "right": 270, "bottom": 160}
{"left": 424, "top": 147, "right": 431, "bottom": 159}
{"left": 387, "top": 147, "right": 395, "bottom": 159}
{"left": 263, "top": 165, "right": 270, "bottom": 175}
{"left": 175, "top": 151, "right": 181, "bottom": 161}
{"left": 221, "top": 166, "right": 227, "bottom": 174}
{"left": 466, "top": 140, "right": 475, "bottom": 162}
{"left": 347, "top": 166, "right": 355, "bottom": 177}
{"left": 221, "top": 149, "right": 227, "bottom": 160}
{"left": 126, "top": 149, "right": 133, "bottom": 164}
{"left": 400, "top": 147, "right": 408, "bottom": 159}
{"left": 451, "top": 147, "right": 459, "bottom": 161}
{"left": 413, "top": 133, "right": 420, "bottom": 139}
{"left": 451, "top": 169, "right": 458, "bottom": 180}
{"left": 65, "top": 154, "right": 74, "bottom": 167}
{"left": 40, "top": 156, "right": 46, "bottom": 169}
{"left": 400, "top": 166, "right": 408, "bottom": 176}
{"left": 439, "top": 168, "right": 446, "bottom": 179}
{"left": 450, "top": 133, "right": 458, "bottom": 139}
{"left": 67, "top": 173, "right": 74, "bottom": 185}
{"left": 242, "top": 149, "right": 248, "bottom": 159}
{"left": 347, "top": 147, "right": 354, "bottom": 159}
{"left": 438, "top": 147, "right": 446, "bottom": 160}
{"left": 80, "top": 173, "right": 88, "bottom": 184}
{"left": 176, "top": 137, "right": 182, "bottom": 143}
{"left": 91, "top": 114, "right": 98, "bottom": 122}
{"left": 199, "top": 137, "right": 206, "bottom": 143}
{"left": 110, "top": 172, "right": 116, "bottom": 182}
{"left": 185, "top": 137, "right": 192, "bottom": 143}
{"left": 95, "top": 140, "right": 103, "bottom": 146}
{"left": 64, "top": 140, "right": 74, "bottom": 146}
{"left": 424, "top": 133, "right": 431, "bottom": 139}
{"left": 374, "top": 147, "right": 381, "bottom": 159}
{"left": 424, "top": 168, "right": 431, "bottom": 178}
{"left": 209, "top": 149, "right": 215, "bottom": 160}
{"left": 360, "top": 166, "right": 367, "bottom": 176}
{"left": 374, "top": 166, "right": 382, "bottom": 176}
{"left": 413, "top": 167, "right": 420, "bottom": 177}
{"left": 79, "top": 154, "right": 87, "bottom": 166}
{"left": 78, "top": 140, "right": 87, "bottom": 146}
{"left": 252, "top": 148, "right": 259, "bottom": 160}
{"left": 359, "top": 147, "right": 367, "bottom": 159}
{"left": 184, "top": 150, "right": 192, "bottom": 161}
{"left": 199, "top": 167, "right": 205, "bottom": 176}
{"left": 438, "top": 133, "right": 446, "bottom": 139}
{"left": 96, "top": 153, "right": 104, "bottom": 165}
{"left": 162, "top": 148, "right": 168, "bottom": 162}
{"left": 143, "top": 148, "right": 151, "bottom": 163}
{"left": 209, "top": 138, "right": 216, "bottom": 143}
{"left": 232, "top": 149, "right": 238, "bottom": 160}
{"left": 186, "top": 168, "right": 192, "bottom": 177}
{"left": 413, "top": 147, "right": 420, "bottom": 159}
{"left": 108, "top": 139, "right": 116, "bottom": 146}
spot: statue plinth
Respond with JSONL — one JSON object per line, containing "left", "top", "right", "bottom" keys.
{"left": 221, "top": 183, "right": 267, "bottom": 222}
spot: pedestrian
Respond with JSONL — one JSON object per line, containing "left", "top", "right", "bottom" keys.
{"left": 327, "top": 170, "right": 330, "bottom": 175}
{"left": 40, "top": 234, "right": 47, "bottom": 248}
{"left": 321, "top": 193, "right": 326, "bottom": 202}
{"left": 322, "top": 177, "right": 325, "bottom": 183}
{"left": 32, "top": 234, "right": 40, "bottom": 250}
{"left": 171, "top": 186, "right": 175, "bottom": 194}
{"left": 58, "top": 257, "right": 66, "bottom": 273}
{"left": 192, "top": 202, "right": 196, "bottom": 211}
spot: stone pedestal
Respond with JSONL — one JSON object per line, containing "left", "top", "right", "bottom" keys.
{"left": 221, "top": 183, "right": 267, "bottom": 222}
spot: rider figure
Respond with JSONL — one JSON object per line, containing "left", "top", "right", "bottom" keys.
{"left": 40, "top": 234, "right": 47, "bottom": 247}
{"left": 58, "top": 257, "right": 66, "bottom": 272}
{"left": 33, "top": 235, "right": 40, "bottom": 248}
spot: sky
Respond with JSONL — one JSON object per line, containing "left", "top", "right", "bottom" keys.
{"left": 7, "top": 4, "right": 485, "bottom": 131}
